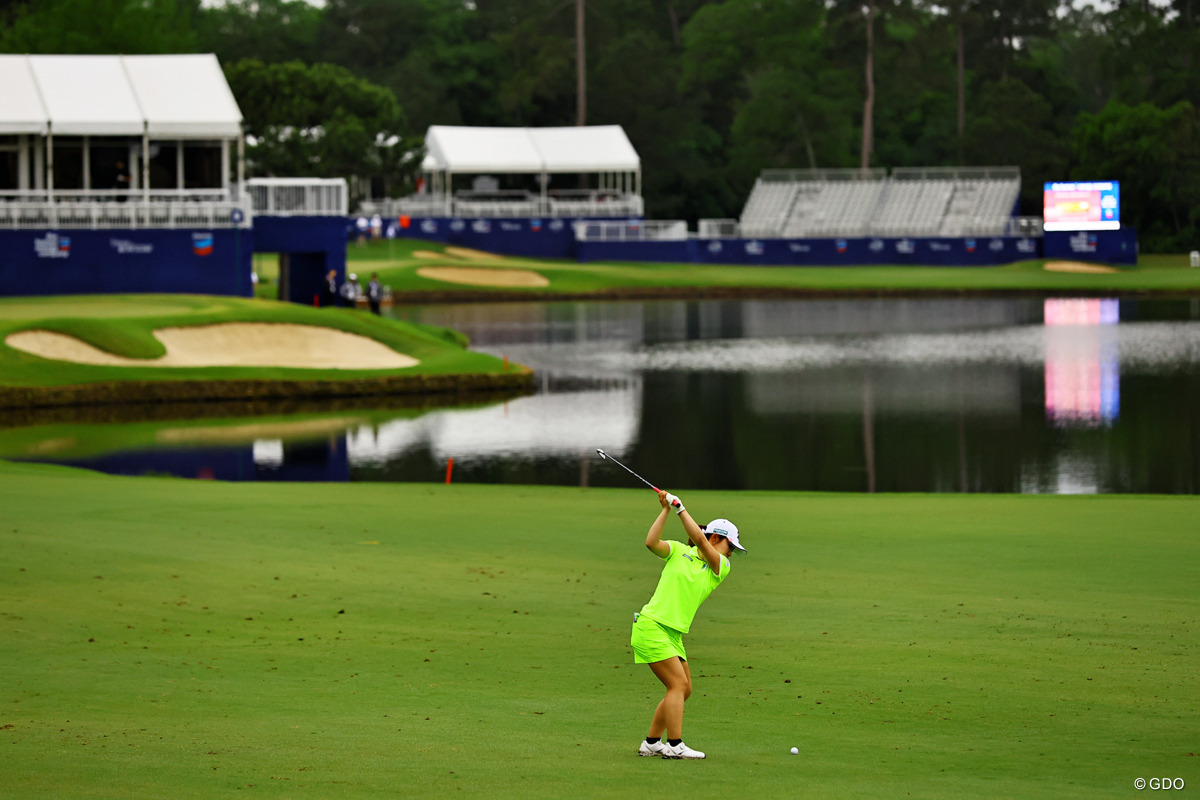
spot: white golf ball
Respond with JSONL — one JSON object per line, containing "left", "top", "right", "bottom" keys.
{"left": 790, "top": 747, "right": 799, "bottom": 755}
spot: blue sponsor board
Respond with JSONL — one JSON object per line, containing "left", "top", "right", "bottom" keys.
{"left": 580, "top": 235, "right": 1043, "bottom": 266}
{"left": 398, "top": 216, "right": 583, "bottom": 259}
{"left": 0, "top": 228, "right": 254, "bottom": 297}
{"left": 253, "top": 215, "right": 349, "bottom": 304}
{"left": 1043, "top": 227, "right": 1137, "bottom": 265}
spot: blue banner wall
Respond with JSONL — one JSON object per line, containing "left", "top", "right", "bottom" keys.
{"left": 253, "top": 216, "right": 349, "bottom": 304}
{"left": 399, "top": 217, "right": 580, "bottom": 259}
{"left": 0, "top": 228, "right": 254, "bottom": 297}
{"left": 580, "top": 235, "right": 1044, "bottom": 266}
{"left": 1043, "top": 228, "right": 1137, "bottom": 265}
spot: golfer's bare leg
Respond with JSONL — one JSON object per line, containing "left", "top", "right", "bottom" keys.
{"left": 647, "top": 657, "right": 692, "bottom": 741}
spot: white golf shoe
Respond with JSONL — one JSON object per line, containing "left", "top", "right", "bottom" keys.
{"left": 638, "top": 739, "right": 668, "bottom": 757}
{"left": 661, "top": 741, "right": 705, "bottom": 759}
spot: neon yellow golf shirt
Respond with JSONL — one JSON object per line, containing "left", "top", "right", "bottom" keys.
{"left": 639, "top": 540, "right": 730, "bottom": 634}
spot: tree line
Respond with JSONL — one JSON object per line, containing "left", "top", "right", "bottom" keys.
{"left": 2, "top": 0, "right": 1197, "bottom": 251}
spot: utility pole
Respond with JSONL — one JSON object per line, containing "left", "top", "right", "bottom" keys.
{"left": 576, "top": 0, "right": 586, "bottom": 126}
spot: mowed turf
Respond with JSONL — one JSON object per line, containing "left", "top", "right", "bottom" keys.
{"left": 332, "top": 239, "right": 1200, "bottom": 297}
{"left": 1, "top": 462, "right": 1196, "bottom": 799}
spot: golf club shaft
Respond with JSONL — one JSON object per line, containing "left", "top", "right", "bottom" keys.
{"left": 596, "top": 449, "right": 659, "bottom": 492}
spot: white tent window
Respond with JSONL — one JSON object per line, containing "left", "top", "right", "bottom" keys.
{"left": 0, "top": 53, "right": 243, "bottom": 198}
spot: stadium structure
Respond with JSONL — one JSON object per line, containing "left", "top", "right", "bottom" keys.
{"left": 0, "top": 54, "right": 348, "bottom": 301}
{"left": 1, "top": 55, "right": 1136, "bottom": 303}
{"left": 371, "top": 128, "right": 1136, "bottom": 267}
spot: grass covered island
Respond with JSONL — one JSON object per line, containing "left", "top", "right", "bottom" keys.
{"left": 293, "top": 240, "right": 1200, "bottom": 303}
{"left": 0, "top": 294, "right": 530, "bottom": 409}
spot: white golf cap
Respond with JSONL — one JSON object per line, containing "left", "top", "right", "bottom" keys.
{"left": 703, "top": 518, "right": 746, "bottom": 552}
{"left": 348, "top": 273, "right": 357, "bottom": 280}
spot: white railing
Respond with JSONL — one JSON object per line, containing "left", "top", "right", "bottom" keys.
{"left": 572, "top": 219, "right": 687, "bottom": 242}
{"left": 359, "top": 190, "right": 643, "bottom": 220}
{"left": 698, "top": 219, "right": 740, "bottom": 239}
{"left": 0, "top": 200, "right": 252, "bottom": 229}
{"left": 245, "top": 177, "right": 348, "bottom": 216}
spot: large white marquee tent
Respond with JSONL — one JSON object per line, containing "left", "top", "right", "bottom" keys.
{"left": 420, "top": 124, "right": 641, "bottom": 197}
{"left": 0, "top": 53, "right": 244, "bottom": 198}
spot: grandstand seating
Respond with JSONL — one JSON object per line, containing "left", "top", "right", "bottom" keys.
{"left": 738, "top": 179, "right": 800, "bottom": 237}
{"left": 736, "top": 167, "right": 1021, "bottom": 239}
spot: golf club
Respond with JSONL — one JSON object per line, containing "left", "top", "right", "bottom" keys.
{"left": 596, "top": 448, "right": 659, "bottom": 492}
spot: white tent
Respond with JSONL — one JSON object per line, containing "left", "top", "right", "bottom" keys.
{"left": 421, "top": 124, "right": 641, "bottom": 198}
{"left": 0, "top": 53, "right": 243, "bottom": 197}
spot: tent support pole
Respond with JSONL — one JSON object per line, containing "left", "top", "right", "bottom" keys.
{"left": 46, "top": 129, "right": 54, "bottom": 202}
{"left": 142, "top": 126, "right": 150, "bottom": 203}
{"left": 237, "top": 130, "right": 245, "bottom": 201}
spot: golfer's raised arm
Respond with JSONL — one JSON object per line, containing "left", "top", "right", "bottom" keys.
{"left": 679, "top": 507, "right": 723, "bottom": 575}
{"left": 645, "top": 491, "right": 671, "bottom": 557}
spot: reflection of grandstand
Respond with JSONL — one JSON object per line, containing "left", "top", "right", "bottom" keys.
{"left": 739, "top": 166, "right": 1021, "bottom": 239}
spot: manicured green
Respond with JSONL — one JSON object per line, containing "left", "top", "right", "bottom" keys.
{"left": 0, "top": 294, "right": 501, "bottom": 388}
{"left": 1, "top": 461, "right": 1195, "bottom": 798}
{"left": 341, "top": 239, "right": 1200, "bottom": 297}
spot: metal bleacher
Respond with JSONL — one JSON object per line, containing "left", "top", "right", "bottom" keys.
{"left": 736, "top": 166, "right": 1021, "bottom": 239}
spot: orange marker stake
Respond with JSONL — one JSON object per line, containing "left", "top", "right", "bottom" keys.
{"left": 445, "top": 457, "right": 454, "bottom": 484}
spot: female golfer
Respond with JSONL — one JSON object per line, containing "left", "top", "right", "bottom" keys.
{"left": 632, "top": 489, "right": 746, "bottom": 759}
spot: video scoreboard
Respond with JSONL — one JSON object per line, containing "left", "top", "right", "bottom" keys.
{"left": 1043, "top": 181, "right": 1120, "bottom": 231}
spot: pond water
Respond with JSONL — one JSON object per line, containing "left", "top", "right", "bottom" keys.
{"left": 6, "top": 296, "right": 1200, "bottom": 493}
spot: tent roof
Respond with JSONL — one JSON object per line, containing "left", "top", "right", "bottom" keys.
{"left": 0, "top": 54, "right": 242, "bottom": 138}
{"left": 424, "top": 125, "right": 640, "bottom": 174}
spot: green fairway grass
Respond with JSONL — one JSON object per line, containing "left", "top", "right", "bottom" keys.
{"left": 1, "top": 462, "right": 1195, "bottom": 798}
{"left": 0, "top": 294, "right": 506, "bottom": 389}
{"left": 341, "top": 239, "right": 1200, "bottom": 299}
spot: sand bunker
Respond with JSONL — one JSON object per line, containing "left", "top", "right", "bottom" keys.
{"left": 413, "top": 246, "right": 502, "bottom": 261}
{"left": 1043, "top": 261, "right": 1117, "bottom": 274}
{"left": 5, "top": 323, "right": 418, "bottom": 370}
{"left": 416, "top": 266, "right": 550, "bottom": 288}
{"left": 444, "top": 246, "right": 499, "bottom": 260}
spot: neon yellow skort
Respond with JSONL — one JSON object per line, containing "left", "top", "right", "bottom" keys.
{"left": 631, "top": 613, "right": 687, "bottom": 664}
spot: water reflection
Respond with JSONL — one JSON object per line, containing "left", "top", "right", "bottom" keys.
{"left": 1043, "top": 298, "right": 1120, "bottom": 427}
{"left": 4, "top": 297, "right": 1200, "bottom": 493}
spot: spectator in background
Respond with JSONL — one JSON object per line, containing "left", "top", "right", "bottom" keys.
{"left": 113, "top": 160, "right": 130, "bottom": 202}
{"left": 371, "top": 214, "right": 383, "bottom": 239}
{"left": 340, "top": 272, "right": 361, "bottom": 308}
{"left": 323, "top": 269, "right": 339, "bottom": 307}
{"left": 367, "top": 273, "right": 383, "bottom": 315}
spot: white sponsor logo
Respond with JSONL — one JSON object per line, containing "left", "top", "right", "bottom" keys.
{"left": 499, "top": 221, "right": 522, "bottom": 231}
{"left": 1017, "top": 238, "right": 1037, "bottom": 253}
{"left": 929, "top": 242, "right": 952, "bottom": 252}
{"left": 896, "top": 239, "right": 916, "bottom": 254}
{"left": 471, "top": 219, "right": 492, "bottom": 234}
{"left": 988, "top": 239, "right": 1005, "bottom": 252}
{"left": 420, "top": 219, "right": 438, "bottom": 233}
{"left": 1069, "top": 231, "right": 1098, "bottom": 253}
{"left": 708, "top": 241, "right": 723, "bottom": 254}
{"left": 745, "top": 240, "right": 764, "bottom": 255}
{"left": 549, "top": 219, "right": 565, "bottom": 232}
{"left": 34, "top": 232, "right": 70, "bottom": 259}
{"left": 788, "top": 243, "right": 811, "bottom": 253}
{"left": 868, "top": 239, "right": 885, "bottom": 252}
{"left": 110, "top": 238, "right": 154, "bottom": 254}
{"left": 449, "top": 219, "right": 466, "bottom": 232}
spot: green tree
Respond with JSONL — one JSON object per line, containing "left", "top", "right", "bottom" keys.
{"left": 195, "top": 0, "right": 321, "bottom": 66}
{"left": 0, "top": 0, "right": 199, "bottom": 53}
{"left": 1071, "top": 100, "right": 1200, "bottom": 251}
{"left": 224, "top": 59, "right": 423, "bottom": 199}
